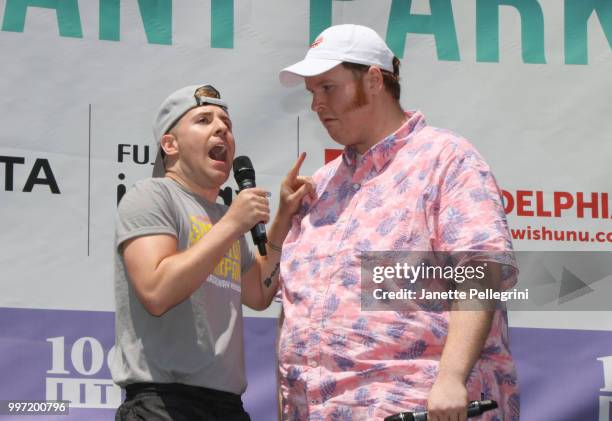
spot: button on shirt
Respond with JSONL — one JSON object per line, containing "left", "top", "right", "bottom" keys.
{"left": 278, "top": 112, "right": 520, "bottom": 421}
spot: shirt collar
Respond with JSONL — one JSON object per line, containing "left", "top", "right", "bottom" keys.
{"left": 342, "top": 111, "right": 426, "bottom": 173}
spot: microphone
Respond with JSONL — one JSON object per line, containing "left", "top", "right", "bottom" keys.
{"left": 384, "top": 399, "right": 498, "bottom": 421}
{"left": 233, "top": 156, "right": 268, "bottom": 256}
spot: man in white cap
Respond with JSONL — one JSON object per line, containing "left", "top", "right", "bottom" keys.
{"left": 111, "top": 84, "right": 314, "bottom": 420}
{"left": 277, "top": 25, "right": 520, "bottom": 420}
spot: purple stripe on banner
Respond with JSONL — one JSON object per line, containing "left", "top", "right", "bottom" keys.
{"left": 1, "top": 307, "right": 612, "bottom": 421}
{"left": 243, "top": 317, "right": 279, "bottom": 421}
{"left": 0, "top": 307, "right": 280, "bottom": 421}
{"left": 0, "top": 307, "right": 117, "bottom": 420}
{"left": 510, "top": 327, "right": 612, "bottom": 421}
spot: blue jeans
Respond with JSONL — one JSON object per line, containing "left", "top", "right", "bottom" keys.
{"left": 115, "top": 383, "right": 251, "bottom": 421}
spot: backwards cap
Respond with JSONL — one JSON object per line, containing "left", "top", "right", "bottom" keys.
{"left": 151, "top": 84, "right": 227, "bottom": 177}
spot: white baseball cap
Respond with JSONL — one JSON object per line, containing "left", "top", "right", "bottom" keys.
{"left": 279, "top": 24, "right": 394, "bottom": 87}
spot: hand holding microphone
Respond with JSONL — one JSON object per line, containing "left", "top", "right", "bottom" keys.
{"left": 230, "top": 153, "right": 315, "bottom": 257}
{"left": 232, "top": 156, "right": 269, "bottom": 256}
{"left": 384, "top": 399, "right": 498, "bottom": 421}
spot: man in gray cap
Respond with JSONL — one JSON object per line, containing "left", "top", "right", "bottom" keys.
{"left": 277, "top": 25, "right": 519, "bottom": 421}
{"left": 111, "top": 84, "right": 313, "bottom": 420}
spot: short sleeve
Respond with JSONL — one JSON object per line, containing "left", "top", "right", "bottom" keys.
{"left": 432, "top": 145, "right": 517, "bottom": 290}
{"left": 115, "top": 180, "right": 178, "bottom": 250}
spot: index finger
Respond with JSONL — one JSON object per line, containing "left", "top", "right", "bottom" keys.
{"left": 287, "top": 152, "right": 307, "bottom": 181}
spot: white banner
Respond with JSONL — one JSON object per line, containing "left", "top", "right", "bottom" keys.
{"left": 1, "top": 1, "right": 611, "bottom": 419}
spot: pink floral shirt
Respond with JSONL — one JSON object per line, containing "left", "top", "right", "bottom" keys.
{"left": 278, "top": 112, "right": 519, "bottom": 421}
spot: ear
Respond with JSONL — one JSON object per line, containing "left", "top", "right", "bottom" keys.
{"left": 366, "top": 66, "right": 384, "bottom": 94}
{"left": 160, "top": 133, "right": 179, "bottom": 158}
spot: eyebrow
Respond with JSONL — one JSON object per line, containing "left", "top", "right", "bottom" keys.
{"left": 306, "top": 78, "right": 335, "bottom": 92}
{"left": 192, "top": 109, "right": 231, "bottom": 122}
{"left": 192, "top": 110, "right": 215, "bottom": 118}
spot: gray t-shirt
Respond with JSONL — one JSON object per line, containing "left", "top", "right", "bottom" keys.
{"left": 110, "top": 177, "right": 255, "bottom": 394}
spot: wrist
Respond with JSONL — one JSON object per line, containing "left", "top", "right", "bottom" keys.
{"left": 274, "top": 208, "right": 293, "bottom": 228}
{"left": 269, "top": 213, "right": 292, "bottom": 238}
{"left": 267, "top": 241, "right": 282, "bottom": 253}
{"left": 216, "top": 215, "right": 246, "bottom": 241}
{"left": 435, "top": 368, "right": 468, "bottom": 384}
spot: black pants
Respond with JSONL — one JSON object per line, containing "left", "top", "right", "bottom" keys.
{"left": 115, "top": 383, "right": 251, "bottom": 421}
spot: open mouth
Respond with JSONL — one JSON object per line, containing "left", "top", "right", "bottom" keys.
{"left": 208, "top": 144, "right": 227, "bottom": 162}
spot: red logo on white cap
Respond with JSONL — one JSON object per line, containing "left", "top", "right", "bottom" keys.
{"left": 310, "top": 37, "right": 323, "bottom": 48}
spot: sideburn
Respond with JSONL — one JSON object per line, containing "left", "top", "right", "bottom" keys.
{"left": 344, "top": 77, "right": 368, "bottom": 112}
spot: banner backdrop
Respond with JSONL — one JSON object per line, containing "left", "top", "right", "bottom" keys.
{"left": 1, "top": 1, "right": 611, "bottom": 420}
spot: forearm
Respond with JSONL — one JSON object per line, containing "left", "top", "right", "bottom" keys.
{"left": 437, "top": 309, "right": 493, "bottom": 382}
{"left": 438, "top": 261, "right": 501, "bottom": 381}
{"left": 145, "top": 218, "right": 242, "bottom": 314}
{"left": 426, "top": 308, "right": 493, "bottom": 418}
{"left": 426, "top": 261, "right": 504, "bottom": 418}
{"left": 245, "top": 213, "right": 292, "bottom": 310}
{"left": 261, "top": 213, "right": 292, "bottom": 300}
{"left": 243, "top": 151, "right": 314, "bottom": 310}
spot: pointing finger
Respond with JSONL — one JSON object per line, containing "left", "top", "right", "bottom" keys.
{"left": 287, "top": 152, "right": 307, "bottom": 181}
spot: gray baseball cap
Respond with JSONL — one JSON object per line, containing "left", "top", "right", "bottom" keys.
{"left": 152, "top": 84, "right": 228, "bottom": 177}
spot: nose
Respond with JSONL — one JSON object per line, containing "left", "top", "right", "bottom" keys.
{"left": 213, "top": 118, "right": 229, "bottom": 137}
{"left": 311, "top": 92, "right": 325, "bottom": 113}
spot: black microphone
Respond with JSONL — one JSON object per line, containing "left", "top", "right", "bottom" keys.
{"left": 384, "top": 399, "right": 498, "bottom": 421}
{"left": 233, "top": 156, "right": 267, "bottom": 256}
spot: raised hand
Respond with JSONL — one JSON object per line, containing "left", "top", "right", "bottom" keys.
{"left": 278, "top": 152, "right": 316, "bottom": 218}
